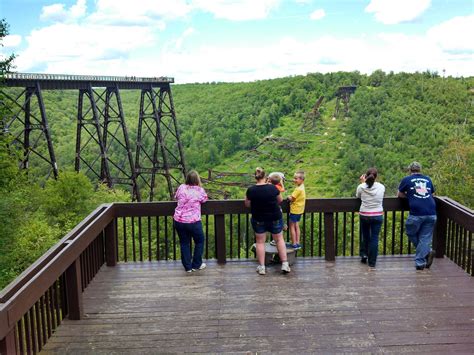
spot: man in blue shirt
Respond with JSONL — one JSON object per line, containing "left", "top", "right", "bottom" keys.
{"left": 398, "top": 162, "right": 437, "bottom": 270}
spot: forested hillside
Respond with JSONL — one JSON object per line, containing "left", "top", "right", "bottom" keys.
{"left": 200, "top": 72, "right": 473, "bottom": 205}
{"left": 1, "top": 70, "right": 473, "bottom": 288}
{"left": 6, "top": 71, "right": 470, "bottom": 201}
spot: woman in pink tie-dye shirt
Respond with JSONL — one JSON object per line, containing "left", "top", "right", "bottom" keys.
{"left": 173, "top": 170, "right": 208, "bottom": 273}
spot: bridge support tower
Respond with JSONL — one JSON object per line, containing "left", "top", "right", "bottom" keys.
{"left": 333, "top": 86, "right": 357, "bottom": 119}
{"left": 135, "top": 85, "right": 186, "bottom": 201}
{"left": 0, "top": 81, "right": 58, "bottom": 181}
{"left": 75, "top": 83, "right": 138, "bottom": 198}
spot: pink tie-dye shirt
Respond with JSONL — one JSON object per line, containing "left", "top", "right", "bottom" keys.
{"left": 173, "top": 184, "right": 208, "bottom": 223}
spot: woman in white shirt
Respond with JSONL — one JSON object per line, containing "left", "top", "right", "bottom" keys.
{"left": 356, "top": 167, "right": 385, "bottom": 269}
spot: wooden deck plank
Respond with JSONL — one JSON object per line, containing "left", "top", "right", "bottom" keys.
{"left": 41, "top": 256, "right": 474, "bottom": 354}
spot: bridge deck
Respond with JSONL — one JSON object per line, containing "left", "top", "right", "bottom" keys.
{"left": 42, "top": 256, "right": 474, "bottom": 354}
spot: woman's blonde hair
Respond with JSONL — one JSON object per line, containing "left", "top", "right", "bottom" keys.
{"left": 185, "top": 170, "right": 201, "bottom": 186}
{"left": 255, "top": 167, "right": 266, "bottom": 180}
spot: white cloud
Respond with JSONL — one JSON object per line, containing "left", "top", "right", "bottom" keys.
{"left": 192, "top": 0, "right": 281, "bottom": 21}
{"left": 40, "top": 4, "right": 67, "bottom": 22}
{"left": 309, "top": 9, "right": 325, "bottom": 21}
{"left": 156, "top": 27, "right": 472, "bottom": 83}
{"left": 70, "top": 0, "right": 87, "bottom": 18}
{"left": 15, "top": 23, "right": 156, "bottom": 74}
{"left": 88, "top": 0, "right": 191, "bottom": 25}
{"left": 15, "top": 22, "right": 474, "bottom": 81}
{"left": 40, "top": 0, "right": 87, "bottom": 23}
{"left": 175, "top": 28, "right": 196, "bottom": 50}
{"left": 86, "top": 0, "right": 280, "bottom": 24}
{"left": 40, "top": 0, "right": 281, "bottom": 29}
{"left": 365, "top": 0, "right": 431, "bottom": 25}
{"left": 427, "top": 15, "right": 474, "bottom": 54}
{"left": 13, "top": 2, "right": 473, "bottom": 81}
{"left": 2, "top": 34, "right": 22, "bottom": 48}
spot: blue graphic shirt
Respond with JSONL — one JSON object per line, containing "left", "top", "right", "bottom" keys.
{"left": 398, "top": 174, "right": 436, "bottom": 216}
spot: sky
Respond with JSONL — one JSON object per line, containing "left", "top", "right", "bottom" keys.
{"left": 1, "top": 0, "right": 473, "bottom": 83}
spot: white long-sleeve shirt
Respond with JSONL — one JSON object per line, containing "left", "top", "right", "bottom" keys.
{"left": 356, "top": 182, "right": 385, "bottom": 216}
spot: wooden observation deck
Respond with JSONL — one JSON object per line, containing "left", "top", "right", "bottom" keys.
{"left": 1, "top": 197, "right": 473, "bottom": 354}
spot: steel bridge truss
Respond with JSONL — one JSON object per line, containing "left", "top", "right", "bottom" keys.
{"left": 333, "top": 86, "right": 357, "bottom": 119}
{"left": 135, "top": 86, "right": 186, "bottom": 201}
{"left": 0, "top": 82, "right": 58, "bottom": 181}
{"left": 301, "top": 95, "right": 324, "bottom": 132}
{"left": 76, "top": 84, "right": 138, "bottom": 198}
{"left": 1, "top": 73, "right": 186, "bottom": 201}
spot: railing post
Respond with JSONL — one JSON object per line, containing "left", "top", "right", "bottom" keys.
{"left": 105, "top": 219, "right": 117, "bottom": 267}
{"left": 470, "top": 247, "right": 474, "bottom": 277}
{"left": 434, "top": 206, "right": 447, "bottom": 259}
{"left": 324, "top": 212, "right": 335, "bottom": 261}
{"left": 65, "top": 258, "right": 83, "bottom": 320}
{"left": 0, "top": 328, "right": 16, "bottom": 355}
{"left": 215, "top": 214, "right": 226, "bottom": 264}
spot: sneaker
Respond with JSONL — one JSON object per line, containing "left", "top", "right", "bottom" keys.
{"left": 256, "top": 265, "right": 266, "bottom": 275}
{"left": 360, "top": 256, "right": 368, "bottom": 264}
{"left": 285, "top": 242, "right": 293, "bottom": 248}
{"left": 281, "top": 261, "right": 291, "bottom": 273}
{"left": 416, "top": 265, "right": 425, "bottom": 271}
{"left": 368, "top": 265, "right": 376, "bottom": 270}
{"left": 192, "top": 263, "right": 207, "bottom": 271}
{"left": 186, "top": 270, "right": 192, "bottom": 273}
{"left": 293, "top": 244, "right": 302, "bottom": 250}
{"left": 425, "top": 250, "right": 435, "bottom": 269}
{"left": 269, "top": 240, "right": 276, "bottom": 246}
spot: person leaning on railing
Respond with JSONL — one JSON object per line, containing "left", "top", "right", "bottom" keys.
{"left": 356, "top": 167, "right": 385, "bottom": 270}
{"left": 398, "top": 162, "right": 437, "bottom": 271}
{"left": 173, "top": 170, "right": 208, "bottom": 273}
{"left": 245, "top": 167, "right": 291, "bottom": 275}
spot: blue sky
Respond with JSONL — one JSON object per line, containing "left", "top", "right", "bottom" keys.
{"left": 1, "top": 0, "right": 473, "bottom": 83}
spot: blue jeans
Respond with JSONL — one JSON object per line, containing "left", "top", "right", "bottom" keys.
{"left": 251, "top": 218, "right": 284, "bottom": 234}
{"left": 174, "top": 220, "right": 205, "bottom": 271}
{"left": 289, "top": 214, "right": 302, "bottom": 223}
{"left": 359, "top": 215, "right": 383, "bottom": 267}
{"left": 405, "top": 215, "right": 437, "bottom": 267}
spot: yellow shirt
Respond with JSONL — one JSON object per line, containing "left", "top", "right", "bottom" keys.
{"left": 290, "top": 184, "right": 306, "bottom": 214}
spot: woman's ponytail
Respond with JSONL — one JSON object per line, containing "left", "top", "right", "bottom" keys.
{"left": 365, "top": 167, "right": 378, "bottom": 188}
{"left": 255, "top": 167, "right": 265, "bottom": 180}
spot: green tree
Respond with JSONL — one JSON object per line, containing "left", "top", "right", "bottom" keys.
{"left": 368, "top": 69, "right": 386, "bottom": 87}
{"left": 0, "top": 18, "right": 16, "bottom": 77}
{"left": 431, "top": 137, "right": 474, "bottom": 208}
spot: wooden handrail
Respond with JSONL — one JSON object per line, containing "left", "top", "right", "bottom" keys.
{"left": 0, "top": 204, "right": 113, "bottom": 303}
{"left": 113, "top": 197, "right": 409, "bottom": 217}
{"left": 0, "top": 204, "right": 115, "bottom": 340}
{"left": 436, "top": 196, "right": 474, "bottom": 232}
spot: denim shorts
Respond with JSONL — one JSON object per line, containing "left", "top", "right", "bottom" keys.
{"left": 289, "top": 213, "right": 302, "bottom": 223}
{"left": 251, "top": 218, "right": 284, "bottom": 234}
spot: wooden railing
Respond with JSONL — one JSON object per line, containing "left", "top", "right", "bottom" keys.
{"left": 0, "top": 204, "right": 115, "bottom": 355}
{"left": 113, "top": 198, "right": 416, "bottom": 263}
{"left": 1, "top": 197, "right": 472, "bottom": 354}
{"left": 435, "top": 197, "right": 474, "bottom": 275}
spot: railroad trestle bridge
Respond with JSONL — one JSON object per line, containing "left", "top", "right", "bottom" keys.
{"left": 0, "top": 73, "right": 187, "bottom": 201}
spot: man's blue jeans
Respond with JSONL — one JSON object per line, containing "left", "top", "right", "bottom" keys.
{"left": 359, "top": 215, "right": 383, "bottom": 267}
{"left": 405, "top": 215, "right": 437, "bottom": 267}
{"left": 174, "top": 220, "right": 205, "bottom": 271}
